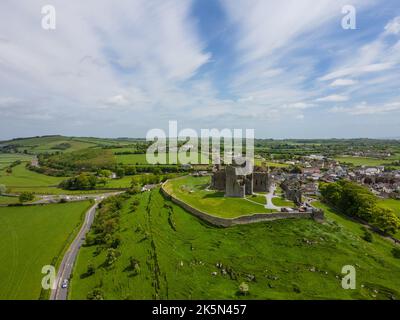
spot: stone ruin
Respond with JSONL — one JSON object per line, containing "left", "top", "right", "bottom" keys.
{"left": 211, "top": 158, "right": 271, "bottom": 198}
{"left": 281, "top": 177, "right": 303, "bottom": 205}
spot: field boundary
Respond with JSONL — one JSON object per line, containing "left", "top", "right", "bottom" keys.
{"left": 161, "top": 178, "right": 324, "bottom": 227}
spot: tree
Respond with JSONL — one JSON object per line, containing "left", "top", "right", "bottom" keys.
{"left": 59, "top": 173, "right": 98, "bottom": 190}
{"left": 129, "top": 181, "right": 142, "bottom": 195}
{"left": 105, "top": 248, "right": 119, "bottom": 266}
{"left": 19, "top": 192, "right": 35, "bottom": 203}
{"left": 372, "top": 207, "right": 400, "bottom": 235}
{"left": 98, "top": 169, "right": 112, "bottom": 178}
{"left": 0, "top": 184, "right": 6, "bottom": 195}
{"left": 115, "top": 167, "right": 125, "bottom": 179}
{"left": 87, "top": 263, "right": 95, "bottom": 276}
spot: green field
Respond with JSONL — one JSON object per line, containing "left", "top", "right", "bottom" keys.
{"left": 272, "top": 197, "right": 295, "bottom": 207}
{"left": 0, "top": 164, "right": 67, "bottom": 190}
{"left": 0, "top": 201, "right": 92, "bottom": 299}
{"left": 378, "top": 199, "right": 400, "bottom": 217}
{"left": 0, "top": 196, "right": 19, "bottom": 205}
{"left": 163, "top": 176, "right": 274, "bottom": 218}
{"left": 70, "top": 190, "right": 400, "bottom": 300}
{"left": 246, "top": 194, "right": 266, "bottom": 205}
{"left": 254, "top": 159, "right": 290, "bottom": 168}
{"left": 334, "top": 156, "right": 395, "bottom": 167}
{"left": 115, "top": 152, "right": 204, "bottom": 165}
{"left": 0, "top": 153, "right": 33, "bottom": 170}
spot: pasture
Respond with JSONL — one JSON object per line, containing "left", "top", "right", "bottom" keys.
{"left": 115, "top": 152, "right": 204, "bottom": 165}
{"left": 334, "top": 156, "right": 394, "bottom": 167}
{"left": 0, "top": 153, "right": 33, "bottom": 170}
{"left": 0, "top": 201, "right": 92, "bottom": 299}
{"left": 0, "top": 164, "right": 67, "bottom": 189}
{"left": 69, "top": 190, "right": 400, "bottom": 300}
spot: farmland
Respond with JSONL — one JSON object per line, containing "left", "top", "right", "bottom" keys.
{"left": 69, "top": 189, "right": 400, "bottom": 300}
{"left": 0, "top": 201, "right": 92, "bottom": 300}
{"left": 0, "top": 164, "right": 67, "bottom": 194}
{"left": 334, "top": 156, "right": 395, "bottom": 167}
{"left": 0, "top": 153, "right": 33, "bottom": 170}
{"left": 163, "top": 176, "right": 274, "bottom": 218}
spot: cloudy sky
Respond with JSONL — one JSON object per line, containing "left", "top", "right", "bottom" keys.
{"left": 0, "top": 0, "right": 400, "bottom": 139}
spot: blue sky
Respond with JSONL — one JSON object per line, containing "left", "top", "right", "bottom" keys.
{"left": 0, "top": 0, "right": 400, "bottom": 139}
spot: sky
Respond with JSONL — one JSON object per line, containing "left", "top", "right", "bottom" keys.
{"left": 0, "top": 0, "right": 400, "bottom": 140}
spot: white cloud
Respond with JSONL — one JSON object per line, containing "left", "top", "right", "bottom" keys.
{"left": 319, "top": 63, "right": 393, "bottom": 81}
{"left": 330, "top": 79, "right": 358, "bottom": 87}
{"left": 0, "top": 0, "right": 211, "bottom": 135}
{"left": 221, "top": 0, "right": 372, "bottom": 63}
{"left": 316, "top": 95, "right": 349, "bottom": 102}
{"left": 384, "top": 16, "right": 400, "bottom": 35}
{"left": 330, "top": 102, "right": 400, "bottom": 115}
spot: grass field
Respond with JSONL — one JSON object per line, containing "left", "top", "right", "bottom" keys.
{"left": 246, "top": 194, "right": 266, "bottom": 205}
{"left": 334, "top": 156, "right": 395, "bottom": 167}
{"left": 378, "top": 199, "right": 400, "bottom": 217}
{"left": 0, "top": 196, "right": 19, "bottom": 205}
{"left": 0, "top": 153, "right": 33, "bottom": 170}
{"left": 69, "top": 190, "right": 400, "bottom": 300}
{"left": 254, "top": 159, "right": 290, "bottom": 168}
{"left": 272, "top": 197, "right": 295, "bottom": 207}
{"left": 163, "top": 176, "right": 274, "bottom": 218}
{"left": 115, "top": 152, "right": 204, "bottom": 165}
{"left": 0, "top": 164, "right": 67, "bottom": 189}
{"left": 0, "top": 201, "right": 92, "bottom": 299}
{"left": 0, "top": 136, "right": 98, "bottom": 154}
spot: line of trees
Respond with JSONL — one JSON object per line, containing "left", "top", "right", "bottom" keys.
{"left": 320, "top": 180, "right": 400, "bottom": 235}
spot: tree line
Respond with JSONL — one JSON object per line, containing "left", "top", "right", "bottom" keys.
{"left": 320, "top": 180, "right": 400, "bottom": 235}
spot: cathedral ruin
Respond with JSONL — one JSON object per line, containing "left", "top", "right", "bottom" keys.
{"left": 211, "top": 158, "right": 271, "bottom": 198}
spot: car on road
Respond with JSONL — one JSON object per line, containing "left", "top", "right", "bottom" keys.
{"left": 61, "top": 279, "right": 69, "bottom": 289}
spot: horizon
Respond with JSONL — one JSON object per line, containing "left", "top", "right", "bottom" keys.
{"left": 1, "top": 133, "right": 400, "bottom": 142}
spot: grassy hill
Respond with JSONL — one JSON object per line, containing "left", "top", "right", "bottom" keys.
{"left": 0, "top": 201, "right": 92, "bottom": 299}
{"left": 69, "top": 189, "right": 400, "bottom": 300}
{"left": 0, "top": 135, "right": 143, "bottom": 155}
{"left": 163, "top": 176, "right": 274, "bottom": 218}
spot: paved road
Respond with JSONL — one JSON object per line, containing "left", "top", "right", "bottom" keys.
{"left": 34, "top": 192, "right": 121, "bottom": 205}
{"left": 50, "top": 200, "right": 100, "bottom": 300}
{"left": 265, "top": 184, "right": 281, "bottom": 210}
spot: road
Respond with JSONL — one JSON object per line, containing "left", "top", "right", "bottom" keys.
{"left": 50, "top": 199, "right": 101, "bottom": 300}
{"left": 33, "top": 192, "right": 121, "bottom": 205}
{"left": 265, "top": 184, "right": 281, "bottom": 210}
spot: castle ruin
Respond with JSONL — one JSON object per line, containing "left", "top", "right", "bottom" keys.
{"left": 211, "top": 158, "right": 271, "bottom": 198}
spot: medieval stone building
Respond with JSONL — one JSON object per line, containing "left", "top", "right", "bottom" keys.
{"left": 211, "top": 159, "right": 271, "bottom": 198}
{"left": 281, "top": 177, "right": 303, "bottom": 205}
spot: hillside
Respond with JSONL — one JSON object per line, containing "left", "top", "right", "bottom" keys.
{"left": 69, "top": 189, "right": 400, "bottom": 300}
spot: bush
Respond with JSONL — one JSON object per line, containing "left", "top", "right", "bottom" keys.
{"left": 19, "top": 192, "right": 35, "bottom": 203}
{"left": 87, "top": 263, "right": 95, "bottom": 276}
{"left": 105, "top": 248, "right": 119, "bottom": 266}
{"left": 362, "top": 229, "right": 373, "bottom": 243}
{"left": 238, "top": 282, "right": 249, "bottom": 296}
{"left": 392, "top": 247, "right": 400, "bottom": 259}
{"left": 87, "top": 288, "right": 104, "bottom": 300}
{"left": 59, "top": 173, "right": 98, "bottom": 190}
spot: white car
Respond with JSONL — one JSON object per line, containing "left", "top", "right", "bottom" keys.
{"left": 61, "top": 279, "right": 69, "bottom": 289}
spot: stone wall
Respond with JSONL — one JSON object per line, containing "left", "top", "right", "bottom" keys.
{"left": 161, "top": 179, "right": 324, "bottom": 228}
